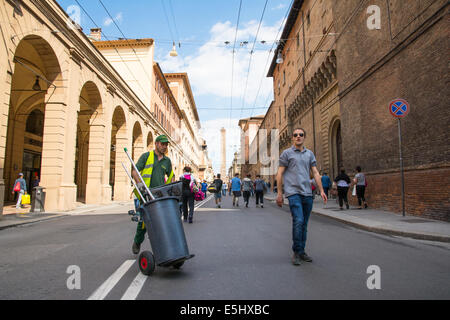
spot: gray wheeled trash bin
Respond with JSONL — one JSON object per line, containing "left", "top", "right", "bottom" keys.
{"left": 31, "top": 187, "right": 46, "bottom": 213}
{"left": 137, "top": 196, "right": 194, "bottom": 275}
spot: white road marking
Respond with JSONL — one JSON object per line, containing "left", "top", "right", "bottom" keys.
{"left": 120, "top": 272, "right": 148, "bottom": 300}
{"left": 88, "top": 260, "right": 135, "bottom": 300}
{"left": 195, "top": 195, "right": 213, "bottom": 209}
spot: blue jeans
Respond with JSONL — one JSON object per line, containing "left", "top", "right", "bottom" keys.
{"left": 287, "top": 194, "right": 313, "bottom": 255}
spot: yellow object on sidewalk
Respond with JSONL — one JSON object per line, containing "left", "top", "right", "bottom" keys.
{"left": 21, "top": 194, "right": 30, "bottom": 205}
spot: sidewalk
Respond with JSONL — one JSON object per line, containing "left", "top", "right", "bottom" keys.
{"left": 264, "top": 193, "right": 450, "bottom": 243}
{"left": 0, "top": 201, "right": 134, "bottom": 231}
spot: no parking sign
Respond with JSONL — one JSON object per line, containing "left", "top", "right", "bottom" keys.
{"left": 389, "top": 99, "right": 410, "bottom": 118}
{"left": 389, "top": 99, "right": 409, "bottom": 217}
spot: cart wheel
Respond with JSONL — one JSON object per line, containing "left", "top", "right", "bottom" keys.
{"left": 173, "top": 261, "right": 184, "bottom": 270}
{"left": 139, "top": 251, "right": 155, "bottom": 276}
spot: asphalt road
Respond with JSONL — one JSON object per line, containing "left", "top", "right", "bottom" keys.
{"left": 0, "top": 194, "right": 449, "bottom": 300}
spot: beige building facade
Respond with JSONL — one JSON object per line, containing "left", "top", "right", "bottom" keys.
{"left": 0, "top": 0, "right": 208, "bottom": 217}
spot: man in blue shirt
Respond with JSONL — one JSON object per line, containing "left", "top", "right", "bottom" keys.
{"left": 276, "top": 128, "right": 327, "bottom": 266}
{"left": 231, "top": 173, "right": 242, "bottom": 207}
{"left": 201, "top": 180, "right": 208, "bottom": 196}
{"left": 321, "top": 172, "right": 332, "bottom": 198}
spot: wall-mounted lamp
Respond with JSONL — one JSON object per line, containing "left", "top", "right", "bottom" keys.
{"left": 32, "top": 76, "right": 41, "bottom": 91}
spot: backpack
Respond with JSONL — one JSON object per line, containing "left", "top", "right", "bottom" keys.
{"left": 182, "top": 174, "right": 198, "bottom": 195}
{"left": 207, "top": 184, "right": 218, "bottom": 193}
{"left": 14, "top": 181, "right": 20, "bottom": 192}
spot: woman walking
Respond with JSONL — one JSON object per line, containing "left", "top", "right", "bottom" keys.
{"left": 354, "top": 166, "right": 368, "bottom": 209}
{"left": 334, "top": 169, "right": 351, "bottom": 210}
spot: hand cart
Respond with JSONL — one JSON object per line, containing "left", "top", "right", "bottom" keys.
{"left": 122, "top": 148, "right": 194, "bottom": 276}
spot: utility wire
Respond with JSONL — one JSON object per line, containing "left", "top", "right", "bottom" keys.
{"left": 98, "top": 0, "right": 154, "bottom": 87}
{"left": 229, "top": 0, "right": 243, "bottom": 128}
{"left": 168, "top": 0, "right": 181, "bottom": 46}
{"left": 249, "top": 0, "right": 294, "bottom": 118}
{"left": 74, "top": 0, "right": 153, "bottom": 106}
{"left": 238, "top": 0, "right": 269, "bottom": 120}
{"left": 161, "top": 0, "right": 176, "bottom": 45}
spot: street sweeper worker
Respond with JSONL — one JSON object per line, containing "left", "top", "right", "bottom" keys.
{"left": 131, "top": 135, "right": 174, "bottom": 254}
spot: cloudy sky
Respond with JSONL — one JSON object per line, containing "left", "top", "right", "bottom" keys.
{"left": 57, "top": 0, "right": 292, "bottom": 173}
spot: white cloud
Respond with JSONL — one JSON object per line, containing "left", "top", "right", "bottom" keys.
{"left": 104, "top": 12, "right": 123, "bottom": 27}
{"left": 272, "top": 4, "right": 286, "bottom": 10}
{"left": 159, "top": 19, "right": 282, "bottom": 108}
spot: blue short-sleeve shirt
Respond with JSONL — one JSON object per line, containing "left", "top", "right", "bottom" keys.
{"left": 279, "top": 146, "right": 317, "bottom": 197}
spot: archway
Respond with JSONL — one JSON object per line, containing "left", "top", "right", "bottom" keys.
{"left": 132, "top": 122, "right": 144, "bottom": 162}
{"left": 110, "top": 107, "right": 127, "bottom": 200}
{"left": 75, "top": 82, "right": 102, "bottom": 203}
{"left": 147, "top": 132, "right": 154, "bottom": 151}
{"left": 4, "top": 35, "right": 62, "bottom": 202}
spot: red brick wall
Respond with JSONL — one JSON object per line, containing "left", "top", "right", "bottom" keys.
{"left": 348, "top": 167, "right": 450, "bottom": 221}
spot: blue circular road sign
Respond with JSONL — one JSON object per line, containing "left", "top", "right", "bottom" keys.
{"left": 389, "top": 99, "right": 410, "bottom": 118}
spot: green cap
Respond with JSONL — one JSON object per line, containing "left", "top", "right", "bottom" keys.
{"left": 155, "top": 135, "right": 169, "bottom": 143}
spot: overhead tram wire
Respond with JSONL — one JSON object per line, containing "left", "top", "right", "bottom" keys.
{"left": 98, "top": 0, "right": 155, "bottom": 86}
{"left": 249, "top": 0, "right": 294, "bottom": 118}
{"left": 228, "top": 0, "right": 243, "bottom": 128}
{"left": 168, "top": 0, "right": 181, "bottom": 47}
{"left": 248, "top": 0, "right": 322, "bottom": 118}
{"left": 74, "top": 0, "right": 153, "bottom": 106}
{"left": 160, "top": 0, "right": 177, "bottom": 47}
{"left": 238, "top": 0, "right": 269, "bottom": 120}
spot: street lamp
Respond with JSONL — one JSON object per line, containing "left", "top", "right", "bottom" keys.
{"left": 32, "top": 76, "right": 41, "bottom": 91}
{"left": 276, "top": 50, "right": 284, "bottom": 64}
{"left": 169, "top": 42, "right": 178, "bottom": 57}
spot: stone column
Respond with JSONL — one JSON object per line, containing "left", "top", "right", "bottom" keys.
{"left": 40, "top": 94, "right": 68, "bottom": 211}
{"left": 85, "top": 122, "right": 107, "bottom": 205}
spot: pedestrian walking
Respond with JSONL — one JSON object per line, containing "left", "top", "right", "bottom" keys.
{"left": 242, "top": 174, "right": 253, "bottom": 208}
{"left": 201, "top": 180, "right": 208, "bottom": 197}
{"left": 222, "top": 181, "right": 228, "bottom": 196}
{"left": 180, "top": 167, "right": 198, "bottom": 223}
{"left": 321, "top": 172, "right": 331, "bottom": 199}
{"left": 12, "top": 173, "right": 27, "bottom": 209}
{"left": 213, "top": 174, "right": 224, "bottom": 208}
{"left": 276, "top": 128, "right": 327, "bottom": 266}
{"left": 231, "top": 173, "right": 242, "bottom": 207}
{"left": 254, "top": 175, "right": 266, "bottom": 208}
{"left": 334, "top": 169, "right": 351, "bottom": 210}
{"left": 228, "top": 181, "right": 232, "bottom": 196}
{"left": 353, "top": 166, "right": 368, "bottom": 209}
{"left": 131, "top": 135, "right": 175, "bottom": 255}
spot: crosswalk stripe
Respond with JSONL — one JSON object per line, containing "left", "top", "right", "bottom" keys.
{"left": 195, "top": 195, "right": 213, "bottom": 209}
{"left": 88, "top": 260, "right": 135, "bottom": 300}
{"left": 120, "top": 272, "right": 148, "bottom": 300}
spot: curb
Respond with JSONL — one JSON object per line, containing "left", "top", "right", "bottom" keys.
{"left": 264, "top": 195, "right": 450, "bottom": 243}
{"left": 311, "top": 210, "right": 450, "bottom": 243}
{"left": 0, "top": 214, "right": 66, "bottom": 231}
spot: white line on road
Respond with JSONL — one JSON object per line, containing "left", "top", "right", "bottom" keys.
{"left": 195, "top": 195, "right": 213, "bottom": 209}
{"left": 120, "top": 272, "right": 148, "bottom": 300}
{"left": 88, "top": 260, "right": 135, "bottom": 300}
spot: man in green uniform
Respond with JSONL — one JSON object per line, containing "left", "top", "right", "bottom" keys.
{"left": 132, "top": 135, "right": 174, "bottom": 254}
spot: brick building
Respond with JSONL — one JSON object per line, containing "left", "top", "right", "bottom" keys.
{"left": 245, "top": 0, "right": 449, "bottom": 221}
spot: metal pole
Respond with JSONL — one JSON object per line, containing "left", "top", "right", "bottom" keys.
{"left": 121, "top": 162, "right": 147, "bottom": 204}
{"left": 124, "top": 148, "right": 155, "bottom": 201}
{"left": 398, "top": 119, "right": 405, "bottom": 217}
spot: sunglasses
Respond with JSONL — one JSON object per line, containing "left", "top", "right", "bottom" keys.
{"left": 293, "top": 133, "right": 305, "bottom": 138}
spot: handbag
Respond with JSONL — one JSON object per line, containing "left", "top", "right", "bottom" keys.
{"left": 14, "top": 181, "right": 20, "bottom": 192}
{"left": 21, "top": 193, "right": 30, "bottom": 205}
